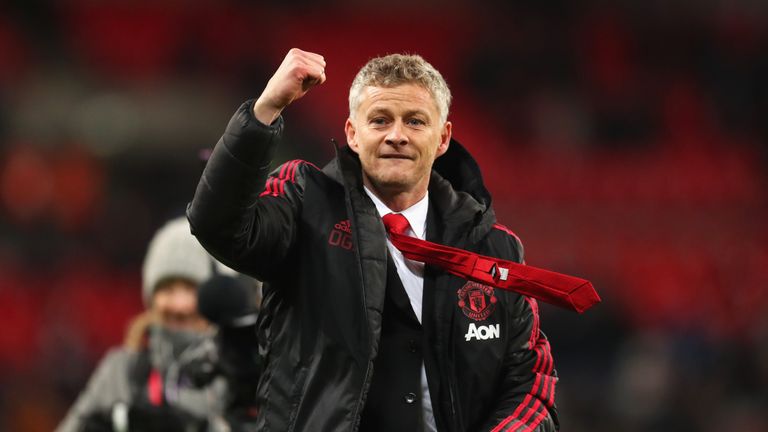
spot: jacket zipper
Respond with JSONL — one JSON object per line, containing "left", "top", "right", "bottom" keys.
{"left": 352, "top": 359, "right": 373, "bottom": 431}
{"left": 333, "top": 138, "right": 377, "bottom": 431}
{"left": 446, "top": 295, "right": 463, "bottom": 432}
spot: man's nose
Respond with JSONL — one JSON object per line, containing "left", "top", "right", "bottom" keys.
{"left": 385, "top": 120, "right": 408, "bottom": 146}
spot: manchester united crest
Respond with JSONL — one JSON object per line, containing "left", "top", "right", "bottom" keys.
{"left": 457, "top": 281, "right": 497, "bottom": 321}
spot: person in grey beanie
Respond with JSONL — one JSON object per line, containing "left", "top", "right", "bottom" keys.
{"left": 57, "top": 216, "right": 243, "bottom": 432}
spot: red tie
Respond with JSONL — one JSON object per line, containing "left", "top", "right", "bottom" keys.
{"left": 382, "top": 213, "right": 600, "bottom": 313}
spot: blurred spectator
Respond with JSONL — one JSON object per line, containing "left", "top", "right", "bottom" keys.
{"left": 56, "top": 217, "right": 237, "bottom": 432}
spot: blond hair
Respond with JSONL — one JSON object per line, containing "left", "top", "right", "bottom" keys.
{"left": 349, "top": 54, "right": 452, "bottom": 124}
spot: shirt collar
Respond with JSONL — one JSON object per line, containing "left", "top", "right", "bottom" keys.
{"left": 364, "top": 186, "right": 429, "bottom": 240}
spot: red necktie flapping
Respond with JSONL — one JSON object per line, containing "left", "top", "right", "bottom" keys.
{"left": 382, "top": 213, "right": 600, "bottom": 313}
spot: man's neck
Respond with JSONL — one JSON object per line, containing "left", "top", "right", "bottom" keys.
{"left": 364, "top": 179, "right": 428, "bottom": 212}
{"left": 378, "top": 193, "right": 425, "bottom": 213}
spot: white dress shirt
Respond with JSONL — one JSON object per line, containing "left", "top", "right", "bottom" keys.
{"left": 364, "top": 186, "right": 437, "bottom": 432}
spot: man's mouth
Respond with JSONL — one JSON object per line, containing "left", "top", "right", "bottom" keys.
{"left": 380, "top": 154, "right": 412, "bottom": 160}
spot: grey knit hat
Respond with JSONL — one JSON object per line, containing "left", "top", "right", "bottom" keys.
{"left": 141, "top": 216, "right": 233, "bottom": 306}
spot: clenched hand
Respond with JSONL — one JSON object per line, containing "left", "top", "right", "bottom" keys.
{"left": 252, "top": 48, "right": 327, "bottom": 125}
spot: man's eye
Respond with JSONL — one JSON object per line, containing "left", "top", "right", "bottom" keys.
{"left": 407, "top": 118, "right": 426, "bottom": 126}
{"left": 370, "top": 118, "right": 387, "bottom": 125}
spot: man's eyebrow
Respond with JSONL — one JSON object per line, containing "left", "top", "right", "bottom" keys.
{"left": 367, "top": 107, "right": 430, "bottom": 118}
{"left": 367, "top": 107, "right": 392, "bottom": 117}
{"left": 403, "top": 109, "right": 430, "bottom": 118}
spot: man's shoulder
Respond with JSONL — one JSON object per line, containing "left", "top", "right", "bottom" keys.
{"left": 490, "top": 223, "right": 523, "bottom": 246}
{"left": 481, "top": 222, "right": 525, "bottom": 264}
{"left": 260, "top": 159, "right": 327, "bottom": 198}
{"left": 269, "top": 159, "right": 322, "bottom": 178}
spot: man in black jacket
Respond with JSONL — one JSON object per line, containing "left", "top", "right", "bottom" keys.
{"left": 188, "top": 48, "right": 559, "bottom": 431}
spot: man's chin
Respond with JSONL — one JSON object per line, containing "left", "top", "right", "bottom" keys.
{"left": 368, "top": 175, "right": 411, "bottom": 193}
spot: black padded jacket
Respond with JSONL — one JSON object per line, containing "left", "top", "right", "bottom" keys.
{"left": 187, "top": 100, "right": 559, "bottom": 432}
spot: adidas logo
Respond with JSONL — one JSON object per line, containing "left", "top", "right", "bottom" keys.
{"left": 328, "top": 219, "right": 352, "bottom": 250}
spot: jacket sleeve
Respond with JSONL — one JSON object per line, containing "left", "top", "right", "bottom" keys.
{"left": 187, "top": 100, "right": 311, "bottom": 280}
{"left": 480, "top": 229, "right": 559, "bottom": 432}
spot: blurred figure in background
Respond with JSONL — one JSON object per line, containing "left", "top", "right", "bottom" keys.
{"left": 57, "top": 217, "right": 256, "bottom": 432}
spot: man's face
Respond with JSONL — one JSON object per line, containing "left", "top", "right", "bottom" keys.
{"left": 151, "top": 279, "right": 208, "bottom": 332}
{"left": 345, "top": 84, "right": 451, "bottom": 199}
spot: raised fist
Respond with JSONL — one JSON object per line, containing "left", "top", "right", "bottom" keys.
{"left": 253, "top": 48, "right": 326, "bottom": 125}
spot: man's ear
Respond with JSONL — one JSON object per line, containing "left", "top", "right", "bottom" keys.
{"left": 345, "top": 118, "right": 359, "bottom": 154}
{"left": 435, "top": 121, "right": 452, "bottom": 158}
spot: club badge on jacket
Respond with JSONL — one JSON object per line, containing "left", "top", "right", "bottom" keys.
{"left": 457, "top": 281, "right": 498, "bottom": 321}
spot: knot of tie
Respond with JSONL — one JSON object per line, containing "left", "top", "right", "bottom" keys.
{"left": 382, "top": 213, "right": 411, "bottom": 235}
